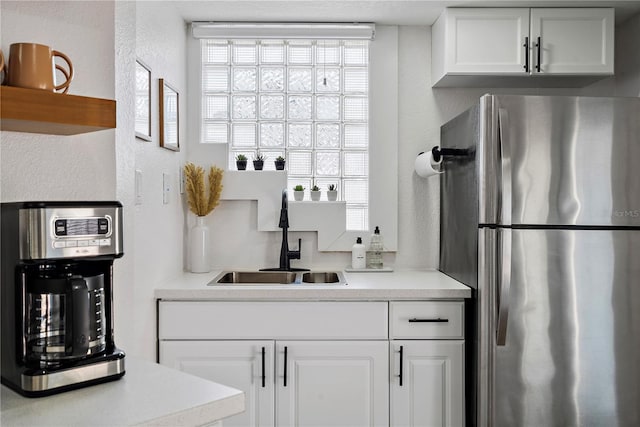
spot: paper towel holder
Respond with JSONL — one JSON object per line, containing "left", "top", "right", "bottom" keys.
{"left": 431, "top": 146, "right": 469, "bottom": 162}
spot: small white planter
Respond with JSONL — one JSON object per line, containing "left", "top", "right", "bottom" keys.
{"left": 293, "top": 190, "right": 304, "bottom": 201}
{"left": 327, "top": 190, "right": 338, "bottom": 201}
{"left": 310, "top": 190, "right": 321, "bottom": 201}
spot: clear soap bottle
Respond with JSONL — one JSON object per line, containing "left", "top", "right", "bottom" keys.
{"left": 366, "top": 226, "right": 384, "bottom": 269}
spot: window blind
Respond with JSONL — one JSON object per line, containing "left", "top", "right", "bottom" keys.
{"left": 192, "top": 22, "right": 375, "bottom": 40}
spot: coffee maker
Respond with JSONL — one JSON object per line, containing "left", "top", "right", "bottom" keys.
{"left": 1, "top": 201, "right": 125, "bottom": 396}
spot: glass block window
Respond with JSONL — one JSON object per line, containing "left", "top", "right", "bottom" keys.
{"left": 201, "top": 39, "right": 369, "bottom": 230}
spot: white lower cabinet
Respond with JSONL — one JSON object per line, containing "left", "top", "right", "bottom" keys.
{"left": 158, "top": 300, "right": 464, "bottom": 427}
{"left": 276, "top": 341, "right": 388, "bottom": 427}
{"left": 160, "top": 340, "right": 275, "bottom": 427}
{"left": 389, "top": 301, "right": 465, "bottom": 427}
{"left": 390, "top": 341, "right": 464, "bottom": 427}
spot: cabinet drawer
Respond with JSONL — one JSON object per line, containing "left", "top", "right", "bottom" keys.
{"left": 390, "top": 301, "right": 464, "bottom": 339}
{"left": 159, "top": 301, "right": 388, "bottom": 340}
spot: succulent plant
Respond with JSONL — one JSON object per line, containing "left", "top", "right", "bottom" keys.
{"left": 293, "top": 185, "right": 305, "bottom": 191}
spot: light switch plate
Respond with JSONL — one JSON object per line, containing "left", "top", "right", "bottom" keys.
{"left": 179, "top": 167, "right": 185, "bottom": 194}
{"left": 135, "top": 170, "right": 143, "bottom": 205}
{"left": 163, "top": 173, "right": 170, "bottom": 204}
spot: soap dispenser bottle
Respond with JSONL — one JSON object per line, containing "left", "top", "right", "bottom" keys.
{"left": 367, "top": 226, "right": 384, "bottom": 269}
{"left": 352, "top": 237, "right": 366, "bottom": 269}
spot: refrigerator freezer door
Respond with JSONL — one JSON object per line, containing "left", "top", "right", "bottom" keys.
{"left": 495, "top": 95, "right": 640, "bottom": 227}
{"left": 491, "top": 228, "right": 640, "bottom": 427}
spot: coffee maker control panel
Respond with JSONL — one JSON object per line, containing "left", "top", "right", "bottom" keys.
{"left": 54, "top": 217, "right": 110, "bottom": 236}
{"left": 51, "top": 216, "right": 113, "bottom": 250}
{"left": 17, "top": 203, "right": 123, "bottom": 260}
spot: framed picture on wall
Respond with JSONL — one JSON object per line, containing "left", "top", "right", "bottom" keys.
{"left": 159, "top": 78, "right": 180, "bottom": 152}
{"left": 134, "top": 59, "right": 152, "bottom": 141}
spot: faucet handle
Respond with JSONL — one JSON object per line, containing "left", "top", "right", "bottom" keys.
{"left": 288, "top": 238, "right": 302, "bottom": 260}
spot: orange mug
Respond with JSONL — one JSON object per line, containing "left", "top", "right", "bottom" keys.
{"left": 7, "top": 43, "right": 73, "bottom": 93}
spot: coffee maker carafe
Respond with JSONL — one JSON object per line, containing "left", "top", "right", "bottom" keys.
{"left": 25, "top": 263, "right": 107, "bottom": 363}
{"left": 1, "top": 202, "right": 125, "bottom": 397}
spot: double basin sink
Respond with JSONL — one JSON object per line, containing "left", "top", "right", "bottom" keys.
{"left": 208, "top": 271, "right": 347, "bottom": 286}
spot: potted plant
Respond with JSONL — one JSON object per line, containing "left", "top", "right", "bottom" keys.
{"left": 274, "top": 155, "right": 286, "bottom": 170}
{"left": 235, "top": 154, "right": 248, "bottom": 170}
{"left": 293, "top": 185, "right": 305, "bottom": 201}
{"left": 327, "top": 184, "right": 338, "bottom": 201}
{"left": 310, "top": 184, "right": 321, "bottom": 201}
{"left": 253, "top": 151, "right": 266, "bottom": 170}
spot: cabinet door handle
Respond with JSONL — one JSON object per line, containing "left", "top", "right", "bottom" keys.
{"left": 523, "top": 36, "right": 529, "bottom": 72}
{"left": 283, "top": 346, "right": 288, "bottom": 387}
{"left": 261, "top": 346, "right": 266, "bottom": 388}
{"left": 408, "top": 317, "right": 449, "bottom": 323}
{"left": 398, "top": 345, "right": 404, "bottom": 387}
{"left": 535, "top": 36, "right": 541, "bottom": 72}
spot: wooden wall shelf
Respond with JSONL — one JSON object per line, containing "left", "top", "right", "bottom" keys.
{"left": 0, "top": 86, "right": 116, "bottom": 135}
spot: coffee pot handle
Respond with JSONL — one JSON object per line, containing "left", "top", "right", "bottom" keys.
{"left": 52, "top": 50, "right": 73, "bottom": 94}
{"left": 67, "top": 277, "right": 90, "bottom": 357}
{"left": 0, "top": 49, "right": 5, "bottom": 84}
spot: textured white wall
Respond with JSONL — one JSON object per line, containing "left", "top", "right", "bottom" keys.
{"left": 130, "top": 1, "right": 188, "bottom": 360}
{"left": 113, "top": 1, "right": 137, "bottom": 359}
{"left": 579, "top": 12, "right": 640, "bottom": 97}
{"left": 0, "top": 1, "right": 116, "bottom": 202}
{"left": 614, "top": 13, "right": 640, "bottom": 97}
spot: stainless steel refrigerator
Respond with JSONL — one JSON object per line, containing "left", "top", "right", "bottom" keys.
{"left": 438, "top": 94, "right": 640, "bottom": 427}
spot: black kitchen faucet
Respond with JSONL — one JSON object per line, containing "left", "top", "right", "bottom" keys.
{"left": 260, "top": 189, "right": 309, "bottom": 272}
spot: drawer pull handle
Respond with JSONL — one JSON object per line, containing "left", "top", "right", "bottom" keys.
{"left": 408, "top": 317, "right": 449, "bottom": 323}
{"left": 261, "top": 346, "right": 266, "bottom": 388}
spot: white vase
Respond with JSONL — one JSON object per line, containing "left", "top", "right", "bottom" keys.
{"left": 310, "top": 190, "right": 321, "bottom": 201}
{"left": 293, "top": 190, "right": 304, "bottom": 201}
{"left": 190, "top": 216, "right": 210, "bottom": 273}
{"left": 327, "top": 190, "right": 338, "bottom": 201}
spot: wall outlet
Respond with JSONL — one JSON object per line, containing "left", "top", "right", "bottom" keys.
{"left": 135, "top": 170, "right": 143, "bottom": 205}
{"left": 163, "top": 173, "right": 170, "bottom": 204}
{"left": 179, "top": 167, "right": 185, "bottom": 194}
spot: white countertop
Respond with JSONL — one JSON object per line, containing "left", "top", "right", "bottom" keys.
{"left": 1, "top": 357, "right": 244, "bottom": 426}
{"left": 155, "top": 269, "right": 471, "bottom": 300}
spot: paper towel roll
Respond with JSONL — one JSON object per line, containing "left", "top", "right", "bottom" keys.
{"left": 414, "top": 150, "right": 443, "bottom": 178}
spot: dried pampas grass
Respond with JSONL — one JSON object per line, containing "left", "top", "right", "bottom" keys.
{"left": 184, "top": 162, "right": 224, "bottom": 216}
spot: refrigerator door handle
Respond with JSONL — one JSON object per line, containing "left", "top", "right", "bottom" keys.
{"left": 497, "top": 108, "right": 511, "bottom": 226}
{"left": 496, "top": 228, "right": 512, "bottom": 346}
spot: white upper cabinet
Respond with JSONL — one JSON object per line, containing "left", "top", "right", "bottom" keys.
{"left": 531, "top": 8, "right": 614, "bottom": 75}
{"left": 434, "top": 8, "right": 530, "bottom": 75}
{"left": 432, "top": 8, "right": 615, "bottom": 87}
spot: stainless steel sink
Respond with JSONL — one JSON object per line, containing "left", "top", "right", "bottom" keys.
{"left": 302, "top": 272, "right": 341, "bottom": 283}
{"left": 208, "top": 270, "right": 347, "bottom": 286}
{"left": 213, "top": 271, "right": 298, "bottom": 284}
